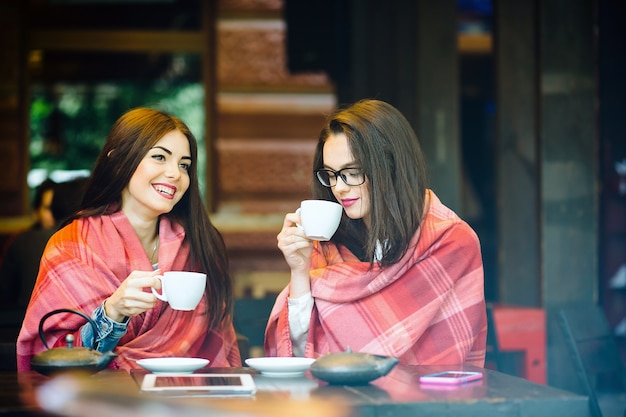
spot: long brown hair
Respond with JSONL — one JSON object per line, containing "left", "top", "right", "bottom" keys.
{"left": 312, "top": 99, "right": 429, "bottom": 268}
{"left": 68, "top": 107, "right": 232, "bottom": 329}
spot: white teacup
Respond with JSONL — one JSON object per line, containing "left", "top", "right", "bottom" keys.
{"left": 297, "top": 200, "right": 343, "bottom": 241}
{"left": 152, "top": 271, "right": 206, "bottom": 311}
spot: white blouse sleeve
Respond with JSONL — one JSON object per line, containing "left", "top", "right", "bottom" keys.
{"left": 287, "top": 292, "right": 314, "bottom": 357}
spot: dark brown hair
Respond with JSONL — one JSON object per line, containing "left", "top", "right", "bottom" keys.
{"left": 312, "top": 99, "right": 429, "bottom": 268}
{"left": 68, "top": 107, "right": 232, "bottom": 329}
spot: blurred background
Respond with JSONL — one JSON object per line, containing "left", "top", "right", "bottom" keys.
{"left": 0, "top": 0, "right": 624, "bottom": 389}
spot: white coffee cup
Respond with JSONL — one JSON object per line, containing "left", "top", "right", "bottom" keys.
{"left": 296, "top": 200, "right": 343, "bottom": 241}
{"left": 152, "top": 271, "right": 206, "bottom": 311}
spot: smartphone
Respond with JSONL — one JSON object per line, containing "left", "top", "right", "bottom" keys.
{"left": 419, "top": 371, "right": 483, "bottom": 385}
{"left": 141, "top": 373, "right": 256, "bottom": 397}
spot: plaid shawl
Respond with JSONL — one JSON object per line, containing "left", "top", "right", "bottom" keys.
{"left": 265, "top": 190, "right": 486, "bottom": 366}
{"left": 17, "top": 210, "right": 240, "bottom": 371}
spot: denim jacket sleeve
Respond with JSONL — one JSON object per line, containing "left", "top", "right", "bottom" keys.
{"left": 80, "top": 302, "right": 129, "bottom": 352}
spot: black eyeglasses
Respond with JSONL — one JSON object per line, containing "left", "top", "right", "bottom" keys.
{"left": 315, "top": 168, "right": 366, "bottom": 187}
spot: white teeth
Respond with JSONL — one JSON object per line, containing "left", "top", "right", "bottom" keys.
{"left": 155, "top": 185, "right": 174, "bottom": 196}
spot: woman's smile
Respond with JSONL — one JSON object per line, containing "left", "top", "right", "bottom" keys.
{"left": 153, "top": 183, "right": 177, "bottom": 200}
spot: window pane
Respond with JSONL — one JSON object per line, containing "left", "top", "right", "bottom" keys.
{"left": 29, "top": 52, "right": 205, "bottom": 196}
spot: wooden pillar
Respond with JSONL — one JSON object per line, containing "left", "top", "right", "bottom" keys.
{"left": 343, "top": 0, "right": 418, "bottom": 116}
{"left": 495, "top": 0, "right": 598, "bottom": 305}
{"left": 598, "top": 0, "right": 626, "bottom": 359}
{"left": 0, "top": 0, "right": 28, "bottom": 217}
{"left": 416, "top": 0, "right": 462, "bottom": 212}
{"left": 494, "top": 0, "right": 541, "bottom": 306}
{"left": 201, "top": 0, "right": 217, "bottom": 211}
{"left": 495, "top": 0, "right": 598, "bottom": 388}
{"left": 539, "top": 0, "right": 597, "bottom": 308}
{"left": 539, "top": 0, "right": 598, "bottom": 387}
{"left": 340, "top": 0, "right": 462, "bottom": 212}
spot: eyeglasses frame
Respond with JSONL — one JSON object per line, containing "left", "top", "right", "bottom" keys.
{"left": 314, "top": 167, "right": 366, "bottom": 188}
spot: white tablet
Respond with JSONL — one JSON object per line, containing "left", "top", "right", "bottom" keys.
{"left": 141, "top": 373, "right": 256, "bottom": 397}
{"left": 419, "top": 371, "right": 483, "bottom": 385}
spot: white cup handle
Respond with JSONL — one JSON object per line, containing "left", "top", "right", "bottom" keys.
{"left": 151, "top": 276, "right": 167, "bottom": 302}
{"left": 295, "top": 207, "right": 304, "bottom": 231}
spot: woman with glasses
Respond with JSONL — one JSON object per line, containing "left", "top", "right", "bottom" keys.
{"left": 17, "top": 108, "right": 240, "bottom": 371}
{"left": 266, "top": 99, "right": 486, "bottom": 366}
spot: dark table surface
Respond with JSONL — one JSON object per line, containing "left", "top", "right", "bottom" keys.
{"left": 0, "top": 364, "right": 589, "bottom": 417}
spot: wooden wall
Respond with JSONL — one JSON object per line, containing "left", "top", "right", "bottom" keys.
{"left": 213, "top": 0, "right": 336, "bottom": 295}
{"left": 0, "top": 1, "right": 28, "bottom": 218}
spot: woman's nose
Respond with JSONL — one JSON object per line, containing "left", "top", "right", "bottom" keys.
{"left": 165, "top": 162, "right": 181, "bottom": 179}
{"left": 334, "top": 175, "right": 351, "bottom": 191}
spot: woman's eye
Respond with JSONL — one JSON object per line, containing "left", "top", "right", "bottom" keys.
{"left": 151, "top": 154, "right": 165, "bottom": 161}
{"left": 179, "top": 162, "right": 190, "bottom": 171}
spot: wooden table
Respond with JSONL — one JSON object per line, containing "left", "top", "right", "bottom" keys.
{"left": 0, "top": 364, "right": 589, "bottom": 417}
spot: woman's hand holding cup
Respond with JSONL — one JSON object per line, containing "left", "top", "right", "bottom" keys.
{"left": 151, "top": 271, "right": 207, "bottom": 311}
{"left": 296, "top": 200, "right": 343, "bottom": 241}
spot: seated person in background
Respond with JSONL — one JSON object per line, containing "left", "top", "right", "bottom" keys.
{"left": 17, "top": 107, "right": 240, "bottom": 371}
{"left": 266, "top": 99, "right": 487, "bottom": 366}
{"left": 18, "top": 176, "right": 89, "bottom": 303}
{"left": 31, "top": 179, "right": 58, "bottom": 231}
{"left": 0, "top": 179, "right": 57, "bottom": 308}
{"left": 49, "top": 177, "right": 89, "bottom": 228}
{"left": 0, "top": 177, "right": 89, "bottom": 311}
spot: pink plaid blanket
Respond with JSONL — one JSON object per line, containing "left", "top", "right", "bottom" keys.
{"left": 17, "top": 210, "right": 240, "bottom": 371}
{"left": 265, "top": 191, "right": 486, "bottom": 366}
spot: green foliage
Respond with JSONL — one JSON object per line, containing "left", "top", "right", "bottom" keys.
{"left": 29, "top": 81, "right": 206, "bottom": 195}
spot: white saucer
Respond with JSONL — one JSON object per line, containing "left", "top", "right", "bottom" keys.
{"left": 245, "top": 357, "right": 315, "bottom": 377}
{"left": 136, "top": 357, "right": 209, "bottom": 374}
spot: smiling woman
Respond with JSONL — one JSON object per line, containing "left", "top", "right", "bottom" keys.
{"left": 17, "top": 108, "right": 241, "bottom": 373}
